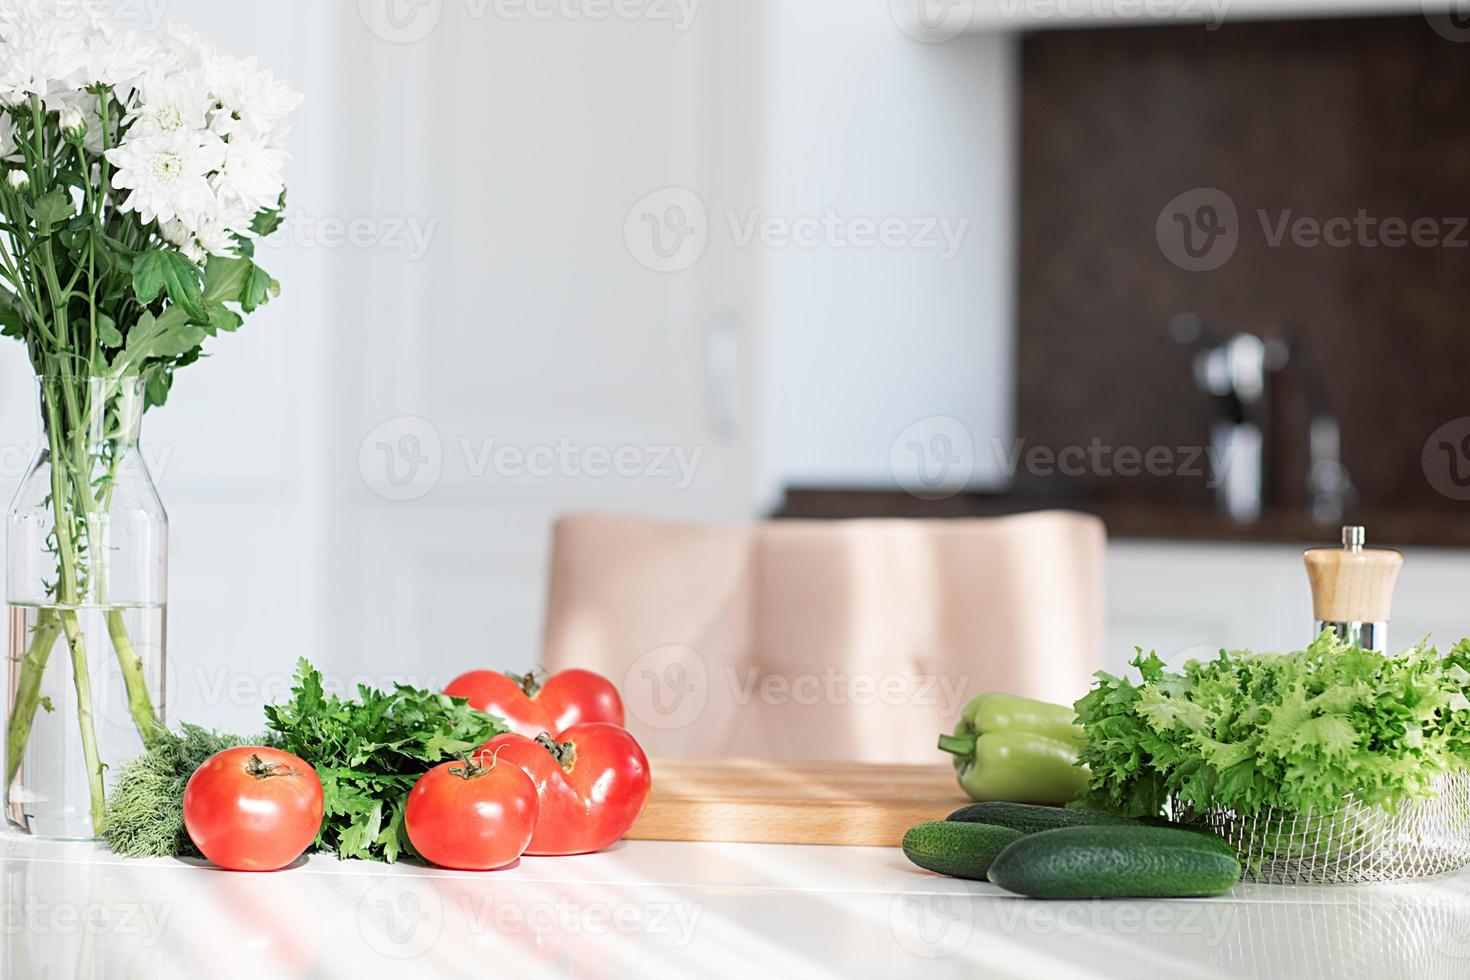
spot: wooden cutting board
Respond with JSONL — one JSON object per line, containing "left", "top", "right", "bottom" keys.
{"left": 626, "top": 758, "right": 969, "bottom": 847}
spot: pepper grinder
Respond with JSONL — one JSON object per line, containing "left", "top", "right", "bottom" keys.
{"left": 1303, "top": 526, "right": 1402, "bottom": 651}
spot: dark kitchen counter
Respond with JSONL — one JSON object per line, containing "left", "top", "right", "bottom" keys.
{"left": 774, "top": 489, "right": 1470, "bottom": 550}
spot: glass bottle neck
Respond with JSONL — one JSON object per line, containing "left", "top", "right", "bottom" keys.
{"left": 35, "top": 376, "right": 146, "bottom": 451}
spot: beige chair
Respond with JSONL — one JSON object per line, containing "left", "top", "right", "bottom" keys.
{"left": 541, "top": 511, "right": 1105, "bottom": 763}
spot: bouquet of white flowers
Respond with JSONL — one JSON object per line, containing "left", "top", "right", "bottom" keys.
{"left": 0, "top": 1, "right": 299, "bottom": 836}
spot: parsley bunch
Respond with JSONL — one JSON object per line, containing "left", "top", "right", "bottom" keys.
{"left": 1076, "top": 633, "right": 1470, "bottom": 818}
{"left": 265, "top": 659, "right": 507, "bottom": 862}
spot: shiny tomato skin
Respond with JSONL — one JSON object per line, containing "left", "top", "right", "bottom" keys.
{"left": 183, "top": 746, "right": 325, "bottom": 872}
{"left": 483, "top": 722, "right": 651, "bottom": 856}
{"left": 444, "top": 668, "right": 625, "bottom": 737}
{"left": 405, "top": 757, "right": 539, "bottom": 871}
{"left": 444, "top": 670, "right": 554, "bottom": 736}
{"left": 538, "top": 670, "right": 625, "bottom": 733}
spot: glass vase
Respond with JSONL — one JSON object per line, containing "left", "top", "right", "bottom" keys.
{"left": 4, "top": 376, "right": 167, "bottom": 839}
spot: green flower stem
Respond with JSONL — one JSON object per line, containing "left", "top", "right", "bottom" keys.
{"left": 87, "top": 442, "right": 162, "bottom": 748}
{"left": 106, "top": 608, "right": 161, "bottom": 746}
{"left": 4, "top": 608, "right": 60, "bottom": 793}
{"left": 22, "top": 393, "right": 108, "bottom": 833}
{"left": 59, "top": 608, "right": 105, "bottom": 834}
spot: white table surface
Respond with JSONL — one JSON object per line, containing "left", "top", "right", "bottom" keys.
{"left": 4, "top": 830, "right": 1470, "bottom": 979}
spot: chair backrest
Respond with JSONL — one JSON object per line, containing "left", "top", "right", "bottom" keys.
{"left": 541, "top": 511, "right": 1105, "bottom": 763}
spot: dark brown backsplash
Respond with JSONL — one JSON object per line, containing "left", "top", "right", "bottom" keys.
{"left": 1017, "top": 15, "right": 1470, "bottom": 514}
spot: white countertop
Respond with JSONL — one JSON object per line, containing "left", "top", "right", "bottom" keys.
{"left": 5, "top": 830, "right": 1470, "bottom": 979}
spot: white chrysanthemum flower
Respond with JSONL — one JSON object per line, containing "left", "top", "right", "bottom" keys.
{"left": 193, "top": 213, "right": 241, "bottom": 258}
{"left": 106, "top": 126, "right": 226, "bottom": 229}
{"left": 207, "top": 56, "right": 303, "bottom": 140}
{"left": 160, "top": 216, "right": 207, "bottom": 263}
{"left": 163, "top": 210, "right": 241, "bottom": 263}
{"left": 159, "top": 216, "right": 192, "bottom": 247}
{"left": 0, "top": 0, "right": 102, "bottom": 36}
{"left": 78, "top": 27, "right": 156, "bottom": 93}
{"left": 6, "top": 169, "right": 29, "bottom": 190}
{"left": 212, "top": 133, "right": 285, "bottom": 216}
{"left": 0, "top": 16, "right": 90, "bottom": 106}
{"left": 129, "top": 68, "right": 211, "bottom": 137}
{"left": 159, "top": 23, "right": 217, "bottom": 73}
{"left": 58, "top": 102, "right": 85, "bottom": 140}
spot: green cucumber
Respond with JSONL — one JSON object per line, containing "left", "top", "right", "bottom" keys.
{"left": 987, "top": 825, "right": 1242, "bottom": 899}
{"left": 947, "top": 802, "right": 1138, "bottom": 834}
{"left": 903, "top": 821, "right": 1024, "bottom": 880}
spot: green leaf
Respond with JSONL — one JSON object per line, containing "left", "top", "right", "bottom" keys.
{"left": 27, "top": 190, "right": 74, "bottom": 236}
{"left": 96, "top": 313, "right": 123, "bottom": 348}
{"left": 202, "top": 255, "right": 248, "bottom": 304}
{"left": 241, "top": 264, "right": 278, "bottom": 313}
{"left": 263, "top": 658, "right": 507, "bottom": 863}
{"left": 250, "top": 206, "right": 284, "bottom": 239}
{"left": 116, "top": 308, "right": 207, "bottom": 374}
{"left": 251, "top": 191, "right": 287, "bottom": 237}
{"left": 141, "top": 363, "right": 174, "bottom": 408}
{"left": 133, "top": 249, "right": 208, "bottom": 322}
{"left": 203, "top": 254, "right": 280, "bottom": 313}
{"left": 202, "top": 301, "right": 243, "bottom": 336}
{"left": 1076, "top": 632, "right": 1470, "bottom": 821}
{"left": 0, "top": 288, "right": 26, "bottom": 338}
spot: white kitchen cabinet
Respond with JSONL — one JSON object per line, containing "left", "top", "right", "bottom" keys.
{"left": 1106, "top": 540, "right": 1470, "bottom": 676}
{"left": 316, "top": 2, "right": 771, "bottom": 709}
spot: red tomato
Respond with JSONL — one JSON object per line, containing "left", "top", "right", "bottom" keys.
{"left": 445, "top": 668, "right": 624, "bottom": 737}
{"left": 482, "top": 723, "right": 651, "bottom": 856}
{"left": 405, "top": 755, "right": 539, "bottom": 870}
{"left": 183, "top": 747, "right": 325, "bottom": 872}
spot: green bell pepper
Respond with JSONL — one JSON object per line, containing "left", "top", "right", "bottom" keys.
{"left": 938, "top": 692, "right": 1089, "bottom": 805}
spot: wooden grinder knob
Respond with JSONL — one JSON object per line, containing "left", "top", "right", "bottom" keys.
{"left": 1303, "top": 526, "right": 1402, "bottom": 646}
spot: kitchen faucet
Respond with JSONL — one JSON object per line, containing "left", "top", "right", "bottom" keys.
{"left": 1171, "top": 314, "right": 1353, "bottom": 524}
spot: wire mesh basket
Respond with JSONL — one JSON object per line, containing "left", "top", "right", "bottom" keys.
{"left": 1185, "top": 771, "right": 1470, "bottom": 884}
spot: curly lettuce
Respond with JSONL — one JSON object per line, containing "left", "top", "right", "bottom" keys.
{"left": 1075, "top": 634, "right": 1470, "bottom": 818}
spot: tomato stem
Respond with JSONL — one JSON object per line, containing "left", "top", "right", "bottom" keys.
{"left": 245, "top": 754, "right": 297, "bottom": 779}
{"left": 534, "top": 732, "right": 577, "bottom": 771}
{"left": 449, "top": 746, "right": 504, "bottom": 780}
{"left": 503, "top": 668, "right": 546, "bottom": 699}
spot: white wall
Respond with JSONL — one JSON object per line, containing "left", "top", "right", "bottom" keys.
{"left": 758, "top": 1, "right": 1018, "bottom": 500}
